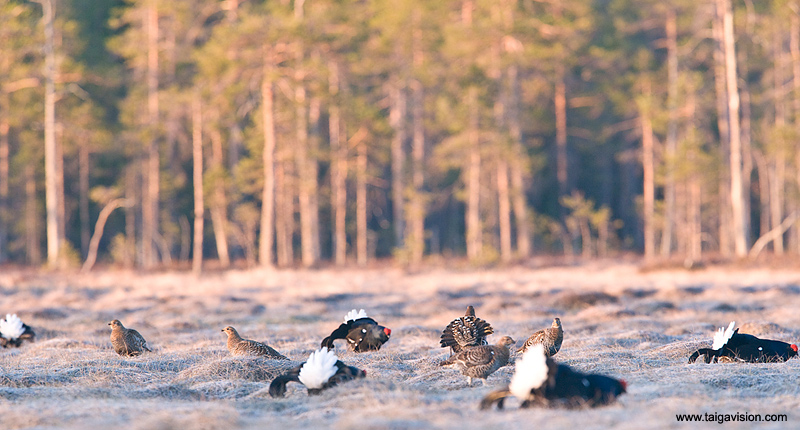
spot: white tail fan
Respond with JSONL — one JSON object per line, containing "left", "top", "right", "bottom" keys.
{"left": 298, "top": 348, "right": 339, "bottom": 389}
{"left": 509, "top": 344, "right": 549, "bottom": 400}
{"left": 0, "top": 314, "right": 25, "bottom": 340}
{"left": 343, "top": 309, "right": 368, "bottom": 323}
{"left": 712, "top": 321, "right": 736, "bottom": 350}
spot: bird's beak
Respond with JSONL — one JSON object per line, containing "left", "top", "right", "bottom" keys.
{"left": 620, "top": 380, "right": 628, "bottom": 392}
{"left": 384, "top": 327, "right": 392, "bottom": 336}
{"left": 791, "top": 344, "right": 798, "bottom": 353}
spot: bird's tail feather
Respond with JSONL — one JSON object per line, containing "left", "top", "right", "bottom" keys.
{"left": 688, "top": 348, "right": 717, "bottom": 364}
{"left": 269, "top": 373, "right": 301, "bottom": 398}
{"left": 480, "top": 388, "right": 512, "bottom": 410}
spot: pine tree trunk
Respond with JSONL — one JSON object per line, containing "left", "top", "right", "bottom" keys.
{"left": 259, "top": 63, "right": 275, "bottom": 267}
{"left": 390, "top": 81, "right": 406, "bottom": 252}
{"left": 791, "top": 7, "right": 800, "bottom": 253}
{"left": 209, "top": 128, "right": 230, "bottom": 267}
{"left": 330, "top": 61, "right": 347, "bottom": 265}
{"left": 494, "top": 62, "right": 512, "bottom": 263}
{"left": 712, "top": 6, "right": 732, "bottom": 256}
{"left": 740, "top": 71, "right": 753, "bottom": 249}
{"left": 294, "top": 46, "right": 317, "bottom": 268}
{"left": 0, "top": 89, "right": 7, "bottom": 263}
{"left": 143, "top": 0, "right": 160, "bottom": 268}
{"left": 357, "top": 141, "right": 368, "bottom": 266}
{"left": 41, "top": 0, "right": 60, "bottom": 267}
{"left": 689, "top": 175, "right": 702, "bottom": 263}
{"left": 125, "top": 167, "right": 137, "bottom": 268}
{"left": 641, "top": 78, "right": 655, "bottom": 261}
{"left": 275, "top": 161, "right": 292, "bottom": 267}
{"left": 662, "top": 9, "right": 678, "bottom": 257}
{"left": 769, "top": 159, "right": 785, "bottom": 254}
{"left": 308, "top": 88, "right": 321, "bottom": 262}
{"left": 754, "top": 152, "right": 771, "bottom": 241}
{"left": 409, "top": 15, "right": 426, "bottom": 266}
{"left": 191, "top": 91, "right": 204, "bottom": 275}
{"left": 507, "top": 65, "right": 531, "bottom": 257}
{"left": 497, "top": 160, "right": 512, "bottom": 262}
{"left": 79, "top": 142, "right": 90, "bottom": 258}
{"left": 555, "top": 64, "right": 568, "bottom": 201}
{"left": 466, "top": 87, "right": 481, "bottom": 261}
{"left": 25, "top": 165, "right": 41, "bottom": 264}
{"left": 56, "top": 117, "right": 65, "bottom": 256}
{"left": 718, "top": 0, "right": 747, "bottom": 256}
{"left": 771, "top": 31, "right": 786, "bottom": 255}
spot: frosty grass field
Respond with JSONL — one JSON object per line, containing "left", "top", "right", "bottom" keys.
{"left": 1, "top": 261, "right": 799, "bottom": 429}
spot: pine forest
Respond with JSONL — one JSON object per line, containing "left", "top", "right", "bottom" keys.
{"left": 2, "top": 0, "right": 800, "bottom": 271}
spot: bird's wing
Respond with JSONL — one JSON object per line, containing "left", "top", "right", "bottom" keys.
{"left": 128, "top": 329, "right": 148, "bottom": 348}
{"left": 461, "top": 346, "right": 497, "bottom": 366}
{"left": 518, "top": 329, "right": 546, "bottom": 352}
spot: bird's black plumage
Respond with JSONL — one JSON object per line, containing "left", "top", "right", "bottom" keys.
{"left": 268, "top": 359, "right": 365, "bottom": 397}
{"left": 481, "top": 346, "right": 626, "bottom": 410}
{"left": 0, "top": 317, "right": 35, "bottom": 349}
{"left": 321, "top": 311, "right": 391, "bottom": 352}
{"left": 688, "top": 326, "right": 798, "bottom": 364}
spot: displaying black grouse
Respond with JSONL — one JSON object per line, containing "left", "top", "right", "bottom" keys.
{"left": 269, "top": 348, "right": 366, "bottom": 397}
{"left": 0, "top": 314, "right": 35, "bottom": 348}
{"left": 688, "top": 321, "right": 798, "bottom": 364}
{"left": 321, "top": 309, "right": 391, "bottom": 352}
{"left": 481, "top": 344, "right": 626, "bottom": 410}
{"left": 440, "top": 305, "right": 494, "bottom": 355}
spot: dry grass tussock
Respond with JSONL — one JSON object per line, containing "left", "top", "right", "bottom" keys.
{"left": 1, "top": 262, "right": 800, "bottom": 429}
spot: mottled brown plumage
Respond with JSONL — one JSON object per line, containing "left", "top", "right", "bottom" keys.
{"left": 440, "top": 305, "right": 494, "bottom": 354}
{"left": 518, "top": 318, "right": 563, "bottom": 357}
{"left": 108, "top": 319, "right": 151, "bottom": 356}
{"left": 440, "top": 335, "right": 515, "bottom": 386}
{"left": 222, "top": 326, "right": 288, "bottom": 360}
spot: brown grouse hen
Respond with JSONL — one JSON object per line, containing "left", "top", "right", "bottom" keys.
{"left": 321, "top": 309, "right": 391, "bottom": 352}
{"left": 440, "top": 335, "right": 515, "bottom": 386}
{"left": 108, "top": 319, "right": 151, "bottom": 356}
{"left": 481, "top": 344, "right": 626, "bottom": 410}
{"left": 440, "top": 305, "right": 494, "bottom": 355}
{"left": 222, "top": 326, "right": 288, "bottom": 359}
{"left": 518, "top": 317, "right": 563, "bottom": 357}
{"left": 269, "top": 348, "right": 366, "bottom": 397}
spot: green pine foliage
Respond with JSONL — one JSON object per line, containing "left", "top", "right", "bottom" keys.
{"left": 2, "top": 0, "right": 800, "bottom": 267}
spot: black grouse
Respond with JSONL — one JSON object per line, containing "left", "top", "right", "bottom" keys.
{"left": 688, "top": 321, "right": 798, "bottom": 364}
{"left": 269, "top": 348, "right": 366, "bottom": 397}
{"left": 481, "top": 344, "right": 626, "bottom": 410}
{"left": 440, "top": 305, "right": 494, "bottom": 354}
{"left": 0, "top": 314, "right": 35, "bottom": 348}
{"left": 321, "top": 309, "right": 391, "bottom": 352}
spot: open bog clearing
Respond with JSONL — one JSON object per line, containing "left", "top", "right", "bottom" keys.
{"left": 1, "top": 261, "right": 799, "bottom": 429}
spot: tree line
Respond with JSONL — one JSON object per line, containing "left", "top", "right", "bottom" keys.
{"left": 2, "top": 0, "right": 800, "bottom": 271}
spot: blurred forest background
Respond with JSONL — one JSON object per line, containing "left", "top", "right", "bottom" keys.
{"left": 2, "top": 0, "right": 800, "bottom": 272}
